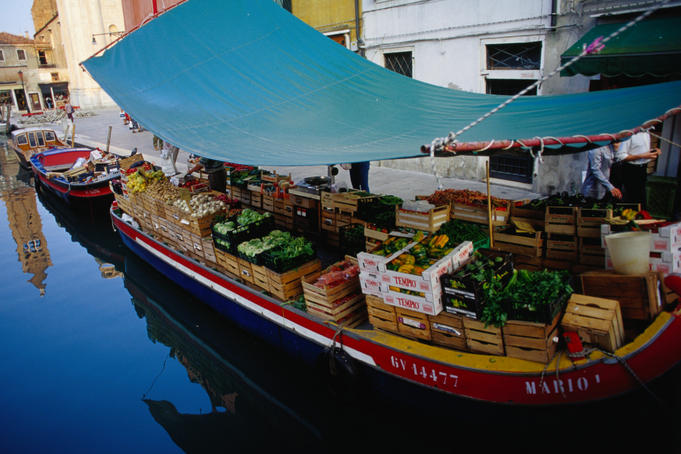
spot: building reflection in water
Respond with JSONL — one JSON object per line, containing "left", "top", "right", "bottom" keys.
{"left": 0, "top": 147, "right": 52, "bottom": 296}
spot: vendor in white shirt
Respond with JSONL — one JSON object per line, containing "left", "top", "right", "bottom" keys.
{"left": 614, "top": 131, "right": 661, "bottom": 209}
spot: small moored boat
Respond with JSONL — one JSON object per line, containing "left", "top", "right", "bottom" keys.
{"left": 30, "top": 147, "right": 121, "bottom": 202}
{"left": 10, "top": 127, "right": 69, "bottom": 168}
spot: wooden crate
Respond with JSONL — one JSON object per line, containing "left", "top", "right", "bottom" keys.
{"left": 366, "top": 295, "right": 398, "bottom": 333}
{"left": 267, "top": 259, "right": 322, "bottom": 301}
{"left": 503, "top": 312, "right": 561, "bottom": 363}
{"left": 364, "top": 226, "right": 390, "bottom": 242}
{"left": 273, "top": 199, "right": 293, "bottom": 218}
{"left": 577, "top": 208, "right": 613, "bottom": 238}
{"left": 306, "top": 293, "right": 366, "bottom": 327}
{"left": 249, "top": 190, "right": 262, "bottom": 209}
{"left": 119, "top": 153, "right": 143, "bottom": 171}
{"left": 428, "top": 311, "right": 467, "bottom": 351}
{"left": 561, "top": 293, "right": 624, "bottom": 353}
{"left": 396, "top": 308, "right": 432, "bottom": 341}
{"left": 545, "top": 206, "right": 577, "bottom": 235}
{"left": 510, "top": 204, "right": 545, "bottom": 222}
{"left": 301, "top": 266, "right": 360, "bottom": 309}
{"left": 463, "top": 317, "right": 504, "bottom": 355}
{"left": 262, "top": 194, "right": 274, "bottom": 213}
{"left": 578, "top": 237, "right": 605, "bottom": 267}
{"left": 395, "top": 204, "right": 450, "bottom": 233}
{"left": 452, "top": 202, "right": 510, "bottom": 227}
{"left": 238, "top": 258, "right": 254, "bottom": 284}
{"left": 215, "top": 249, "right": 239, "bottom": 276}
{"left": 493, "top": 228, "right": 543, "bottom": 258}
{"left": 545, "top": 233, "right": 577, "bottom": 261}
{"left": 331, "top": 190, "right": 377, "bottom": 215}
{"left": 251, "top": 263, "right": 270, "bottom": 292}
{"left": 580, "top": 271, "right": 664, "bottom": 321}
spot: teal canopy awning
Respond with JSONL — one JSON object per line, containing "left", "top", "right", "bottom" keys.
{"left": 561, "top": 16, "right": 681, "bottom": 77}
{"left": 82, "top": 0, "right": 681, "bottom": 166}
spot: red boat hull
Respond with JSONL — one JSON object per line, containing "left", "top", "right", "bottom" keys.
{"left": 112, "top": 209, "right": 681, "bottom": 406}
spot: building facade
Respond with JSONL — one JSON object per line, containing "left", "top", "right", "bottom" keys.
{"left": 292, "top": 0, "right": 362, "bottom": 52}
{"left": 361, "top": 0, "right": 681, "bottom": 195}
{"left": 0, "top": 33, "right": 43, "bottom": 113}
{"left": 32, "top": 0, "right": 70, "bottom": 110}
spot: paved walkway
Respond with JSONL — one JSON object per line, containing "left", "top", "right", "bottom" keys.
{"left": 14, "top": 107, "right": 542, "bottom": 203}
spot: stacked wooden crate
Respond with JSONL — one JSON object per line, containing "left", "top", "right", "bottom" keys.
{"left": 544, "top": 206, "right": 578, "bottom": 266}
{"left": 576, "top": 207, "right": 611, "bottom": 267}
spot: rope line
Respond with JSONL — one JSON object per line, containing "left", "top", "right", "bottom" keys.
{"left": 428, "top": 0, "right": 671, "bottom": 183}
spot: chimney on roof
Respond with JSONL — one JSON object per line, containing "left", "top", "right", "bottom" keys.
{"left": 25, "top": 31, "right": 28, "bottom": 38}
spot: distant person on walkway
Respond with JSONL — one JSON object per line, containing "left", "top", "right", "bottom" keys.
{"left": 581, "top": 142, "right": 622, "bottom": 203}
{"left": 615, "top": 131, "right": 661, "bottom": 209}
{"left": 64, "top": 100, "right": 74, "bottom": 122}
{"left": 187, "top": 157, "right": 227, "bottom": 193}
{"left": 350, "top": 161, "right": 370, "bottom": 193}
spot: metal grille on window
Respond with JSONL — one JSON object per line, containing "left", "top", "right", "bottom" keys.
{"left": 487, "top": 42, "right": 541, "bottom": 70}
{"left": 384, "top": 52, "right": 413, "bottom": 78}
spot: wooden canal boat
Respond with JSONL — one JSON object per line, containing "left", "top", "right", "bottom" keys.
{"left": 10, "top": 127, "right": 69, "bottom": 168}
{"left": 30, "top": 147, "right": 121, "bottom": 202}
{"left": 110, "top": 204, "right": 681, "bottom": 406}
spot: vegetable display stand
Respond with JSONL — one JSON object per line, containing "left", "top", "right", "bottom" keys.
{"left": 366, "top": 295, "right": 398, "bottom": 333}
{"left": 560, "top": 293, "right": 624, "bottom": 353}
{"left": 396, "top": 307, "right": 432, "bottom": 341}
{"left": 463, "top": 317, "right": 504, "bottom": 355}
{"left": 545, "top": 206, "right": 577, "bottom": 235}
{"left": 579, "top": 271, "right": 664, "bottom": 322}
{"left": 503, "top": 312, "right": 561, "bottom": 363}
{"left": 577, "top": 208, "right": 612, "bottom": 238}
{"left": 395, "top": 204, "right": 450, "bottom": 233}
{"left": 428, "top": 311, "right": 467, "bottom": 350}
{"left": 451, "top": 202, "right": 509, "bottom": 227}
{"left": 267, "top": 259, "right": 322, "bottom": 301}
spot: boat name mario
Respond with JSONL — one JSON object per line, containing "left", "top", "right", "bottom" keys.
{"left": 525, "top": 374, "right": 601, "bottom": 395}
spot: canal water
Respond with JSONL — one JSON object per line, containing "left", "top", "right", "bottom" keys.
{"left": 1, "top": 136, "right": 680, "bottom": 454}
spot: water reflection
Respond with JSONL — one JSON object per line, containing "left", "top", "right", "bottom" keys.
{"left": 0, "top": 146, "right": 52, "bottom": 296}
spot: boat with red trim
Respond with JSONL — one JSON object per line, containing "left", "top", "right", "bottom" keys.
{"left": 109, "top": 203, "right": 681, "bottom": 406}
{"left": 10, "top": 126, "right": 70, "bottom": 168}
{"left": 30, "top": 147, "right": 121, "bottom": 203}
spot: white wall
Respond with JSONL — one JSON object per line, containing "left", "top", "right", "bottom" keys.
{"left": 56, "top": 0, "right": 125, "bottom": 109}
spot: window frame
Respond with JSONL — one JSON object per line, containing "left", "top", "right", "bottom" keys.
{"left": 16, "top": 49, "right": 26, "bottom": 61}
{"left": 0, "top": 50, "right": 4, "bottom": 62}
{"left": 479, "top": 35, "right": 544, "bottom": 94}
{"left": 383, "top": 47, "right": 414, "bottom": 78}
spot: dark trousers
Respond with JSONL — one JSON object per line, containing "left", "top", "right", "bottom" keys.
{"left": 621, "top": 162, "right": 648, "bottom": 209}
{"left": 350, "top": 162, "right": 370, "bottom": 192}
{"left": 207, "top": 168, "right": 227, "bottom": 193}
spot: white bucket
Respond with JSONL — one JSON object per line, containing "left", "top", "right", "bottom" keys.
{"left": 604, "top": 231, "right": 651, "bottom": 275}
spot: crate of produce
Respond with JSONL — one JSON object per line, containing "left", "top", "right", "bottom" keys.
{"left": 306, "top": 293, "right": 366, "bottom": 328}
{"left": 436, "top": 219, "right": 489, "bottom": 251}
{"left": 440, "top": 248, "right": 513, "bottom": 319}
{"left": 214, "top": 248, "right": 240, "bottom": 276}
{"left": 366, "top": 294, "right": 398, "bottom": 332}
{"left": 273, "top": 199, "right": 293, "bottom": 218}
{"left": 428, "top": 311, "right": 467, "bottom": 351}
{"left": 355, "top": 195, "right": 402, "bottom": 229}
{"left": 395, "top": 204, "right": 450, "bottom": 233}
{"left": 357, "top": 236, "right": 414, "bottom": 273}
{"left": 383, "top": 285, "right": 441, "bottom": 315}
{"left": 359, "top": 271, "right": 384, "bottom": 297}
{"left": 119, "top": 153, "right": 144, "bottom": 171}
{"left": 463, "top": 317, "right": 504, "bottom": 355}
{"left": 382, "top": 239, "right": 474, "bottom": 296}
{"left": 332, "top": 190, "right": 378, "bottom": 215}
{"left": 505, "top": 269, "right": 573, "bottom": 325}
{"left": 503, "top": 311, "right": 561, "bottom": 363}
{"left": 580, "top": 271, "right": 664, "bottom": 321}
{"left": 302, "top": 257, "right": 360, "bottom": 306}
{"left": 364, "top": 225, "right": 390, "bottom": 242}
{"left": 451, "top": 202, "right": 510, "bottom": 226}
{"left": 560, "top": 293, "right": 624, "bottom": 353}
{"left": 267, "top": 259, "right": 322, "bottom": 301}
{"left": 493, "top": 221, "right": 544, "bottom": 258}
{"left": 259, "top": 233, "right": 316, "bottom": 274}
{"left": 340, "top": 224, "right": 368, "bottom": 257}
{"left": 396, "top": 307, "right": 432, "bottom": 341}
{"left": 545, "top": 206, "right": 577, "bottom": 235}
